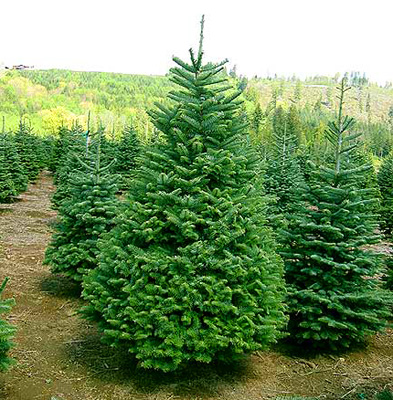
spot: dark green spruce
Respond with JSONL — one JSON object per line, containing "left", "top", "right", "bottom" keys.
{"left": 81, "top": 17, "right": 285, "bottom": 372}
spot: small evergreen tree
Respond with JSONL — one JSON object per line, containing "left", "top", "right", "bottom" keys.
{"left": 115, "top": 124, "right": 140, "bottom": 190}
{"left": 0, "top": 133, "right": 28, "bottom": 195}
{"left": 50, "top": 125, "right": 74, "bottom": 174}
{"left": 264, "top": 106, "right": 304, "bottom": 233}
{"left": 14, "top": 120, "right": 41, "bottom": 183}
{"left": 252, "top": 102, "right": 263, "bottom": 136}
{"left": 383, "top": 256, "right": 393, "bottom": 290}
{"left": 0, "top": 278, "right": 16, "bottom": 371}
{"left": 281, "top": 79, "right": 392, "bottom": 350}
{"left": 45, "top": 133, "right": 119, "bottom": 283}
{"left": 378, "top": 153, "right": 393, "bottom": 236}
{"left": 82, "top": 17, "right": 285, "bottom": 372}
{"left": 51, "top": 124, "right": 86, "bottom": 208}
{"left": 0, "top": 141, "right": 16, "bottom": 203}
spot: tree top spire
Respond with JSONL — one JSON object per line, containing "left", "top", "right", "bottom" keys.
{"left": 198, "top": 15, "right": 205, "bottom": 62}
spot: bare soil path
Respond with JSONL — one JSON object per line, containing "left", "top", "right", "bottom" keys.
{"left": 0, "top": 172, "right": 392, "bottom": 400}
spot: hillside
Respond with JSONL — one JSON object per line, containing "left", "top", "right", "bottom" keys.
{"left": 0, "top": 68, "right": 392, "bottom": 142}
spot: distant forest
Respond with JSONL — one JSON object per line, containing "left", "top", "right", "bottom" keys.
{"left": 1, "top": 68, "right": 393, "bottom": 157}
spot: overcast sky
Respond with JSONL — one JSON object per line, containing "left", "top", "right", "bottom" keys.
{"left": 1, "top": 0, "right": 392, "bottom": 84}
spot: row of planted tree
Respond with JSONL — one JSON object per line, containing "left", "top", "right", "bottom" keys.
{"left": 1, "top": 21, "right": 393, "bottom": 372}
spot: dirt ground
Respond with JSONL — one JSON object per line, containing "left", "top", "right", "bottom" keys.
{"left": 0, "top": 172, "right": 392, "bottom": 400}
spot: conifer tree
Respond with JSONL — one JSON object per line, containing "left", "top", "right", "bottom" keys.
{"left": 252, "top": 102, "right": 263, "bottom": 136}
{"left": 51, "top": 124, "right": 86, "bottom": 208}
{"left": 45, "top": 133, "right": 119, "bottom": 283}
{"left": 82, "top": 17, "right": 285, "bottom": 372}
{"left": 50, "top": 125, "right": 74, "bottom": 174}
{"left": 0, "top": 133, "right": 28, "bottom": 194}
{"left": 377, "top": 153, "right": 393, "bottom": 236}
{"left": 0, "top": 278, "right": 16, "bottom": 371}
{"left": 281, "top": 79, "right": 392, "bottom": 350}
{"left": 115, "top": 124, "right": 140, "bottom": 190}
{"left": 0, "top": 141, "right": 16, "bottom": 203}
{"left": 13, "top": 120, "right": 41, "bottom": 183}
{"left": 385, "top": 257, "right": 393, "bottom": 290}
{"left": 264, "top": 106, "right": 304, "bottom": 233}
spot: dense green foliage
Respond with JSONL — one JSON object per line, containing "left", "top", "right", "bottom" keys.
{"left": 0, "top": 122, "right": 52, "bottom": 202}
{"left": 0, "top": 69, "right": 175, "bottom": 139}
{"left": 81, "top": 19, "right": 285, "bottom": 372}
{"left": 114, "top": 124, "right": 140, "bottom": 190}
{"left": 45, "top": 135, "right": 119, "bottom": 283}
{"left": 50, "top": 124, "right": 87, "bottom": 208}
{"left": 378, "top": 153, "right": 393, "bottom": 236}
{"left": 13, "top": 121, "right": 42, "bottom": 182}
{"left": 0, "top": 278, "right": 16, "bottom": 371}
{"left": 263, "top": 105, "right": 305, "bottom": 233}
{"left": 384, "top": 256, "right": 393, "bottom": 290}
{"left": 280, "top": 80, "right": 391, "bottom": 349}
{"left": 0, "top": 141, "right": 16, "bottom": 202}
{"left": 2, "top": 17, "right": 392, "bottom": 376}
{"left": 1, "top": 62, "right": 392, "bottom": 157}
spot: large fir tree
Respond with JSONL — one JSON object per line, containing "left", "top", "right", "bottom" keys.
{"left": 281, "top": 79, "right": 391, "bottom": 350}
{"left": 0, "top": 278, "right": 16, "bottom": 371}
{"left": 45, "top": 133, "right": 119, "bottom": 283}
{"left": 82, "top": 17, "right": 285, "bottom": 372}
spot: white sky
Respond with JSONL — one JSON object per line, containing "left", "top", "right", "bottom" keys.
{"left": 1, "top": 0, "right": 393, "bottom": 84}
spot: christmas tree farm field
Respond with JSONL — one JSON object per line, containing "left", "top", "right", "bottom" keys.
{"left": 0, "top": 173, "right": 392, "bottom": 400}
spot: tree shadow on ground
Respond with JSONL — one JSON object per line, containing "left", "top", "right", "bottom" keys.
{"left": 65, "top": 325, "right": 253, "bottom": 399}
{"left": 40, "top": 274, "right": 81, "bottom": 299}
{"left": 274, "top": 336, "right": 369, "bottom": 360}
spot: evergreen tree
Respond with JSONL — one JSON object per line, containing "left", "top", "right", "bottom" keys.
{"left": 82, "top": 17, "right": 285, "bottom": 372}
{"left": 382, "top": 255, "right": 393, "bottom": 290}
{"left": 264, "top": 106, "right": 304, "bottom": 233}
{"left": 45, "top": 134, "right": 119, "bottom": 283}
{"left": 13, "top": 120, "right": 41, "bottom": 183}
{"left": 50, "top": 125, "right": 74, "bottom": 174}
{"left": 37, "top": 136, "right": 56, "bottom": 171}
{"left": 51, "top": 124, "right": 86, "bottom": 208}
{"left": 377, "top": 152, "right": 393, "bottom": 236}
{"left": 115, "top": 124, "right": 140, "bottom": 190}
{"left": 281, "top": 79, "right": 392, "bottom": 350}
{"left": 252, "top": 102, "right": 263, "bottom": 136}
{"left": 0, "top": 278, "right": 16, "bottom": 371}
{"left": 347, "top": 150, "right": 380, "bottom": 214}
{"left": 0, "top": 141, "right": 16, "bottom": 203}
{"left": 0, "top": 133, "right": 28, "bottom": 194}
